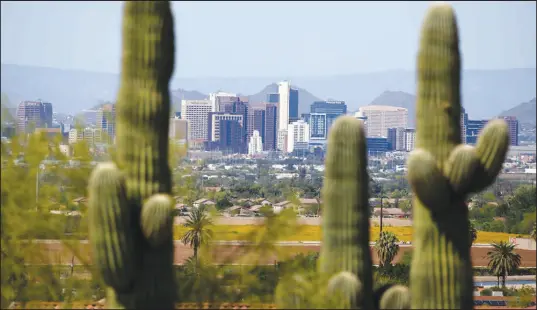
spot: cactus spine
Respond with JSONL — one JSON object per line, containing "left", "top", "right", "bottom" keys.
{"left": 408, "top": 3, "right": 509, "bottom": 309}
{"left": 319, "top": 116, "right": 373, "bottom": 309}
{"left": 88, "top": 2, "right": 176, "bottom": 309}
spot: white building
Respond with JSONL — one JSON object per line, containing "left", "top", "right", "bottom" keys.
{"left": 277, "top": 81, "right": 290, "bottom": 132}
{"left": 405, "top": 128, "right": 416, "bottom": 151}
{"left": 209, "top": 91, "right": 237, "bottom": 112}
{"left": 358, "top": 105, "right": 408, "bottom": 138}
{"left": 277, "top": 129, "right": 288, "bottom": 152}
{"left": 248, "top": 130, "right": 263, "bottom": 155}
{"left": 287, "top": 120, "right": 310, "bottom": 153}
{"left": 181, "top": 99, "right": 213, "bottom": 142}
{"left": 68, "top": 128, "right": 102, "bottom": 145}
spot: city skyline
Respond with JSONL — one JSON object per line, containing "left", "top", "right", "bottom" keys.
{"left": 1, "top": 1, "right": 535, "bottom": 80}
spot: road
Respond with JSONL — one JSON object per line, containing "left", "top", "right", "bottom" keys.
{"left": 27, "top": 240, "right": 537, "bottom": 268}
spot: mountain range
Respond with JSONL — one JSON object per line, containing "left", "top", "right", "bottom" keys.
{"left": 1, "top": 63, "right": 535, "bottom": 123}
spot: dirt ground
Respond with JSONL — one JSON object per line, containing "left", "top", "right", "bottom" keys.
{"left": 174, "top": 216, "right": 414, "bottom": 227}
{"left": 34, "top": 242, "right": 536, "bottom": 268}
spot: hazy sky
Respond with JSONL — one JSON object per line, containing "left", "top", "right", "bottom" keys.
{"left": 1, "top": 1, "right": 535, "bottom": 78}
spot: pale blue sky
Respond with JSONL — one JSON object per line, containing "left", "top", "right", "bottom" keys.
{"left": 1, "top": 1, "right": 535, "bottom": 78}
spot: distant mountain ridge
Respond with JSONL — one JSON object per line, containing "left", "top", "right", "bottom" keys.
{"left": 1, "top": 63, "right": 535, "bottom": 119}
{"left": 498, "top": 98, "right": 536, "bottom": 126}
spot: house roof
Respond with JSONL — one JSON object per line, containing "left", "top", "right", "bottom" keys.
{"left": 226, "top": 205, "right": 242, "bottom": 212}
{"left": 7, "top": 302, "right": 277, "bottom": 309}
{"left": 273, "top": 201, "right": 291, "bottom": 207}
{"left": 299, "top": 198, "right": 318, "bottom": 204}
{"left": 372, "top": 208, "right": 408, "bottom": 215}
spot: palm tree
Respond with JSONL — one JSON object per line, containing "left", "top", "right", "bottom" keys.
{"left": 469, "top": 220, "right": 478, "bottom": 247}
{"left": 181, "top": 207, "right": 214, "bottom": 259}
{"left": 375, "top": 231, "right": 400, "bottom": 268}
{"left": 531, "top": 223, "right": 536, "bottom": 242}
{"left": 487, "top": 241, "right": 522, "bottom": 287}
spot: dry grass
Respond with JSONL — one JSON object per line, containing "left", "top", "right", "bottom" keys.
{"left": 173, "top": 225, "right": 527, "bottom": 243}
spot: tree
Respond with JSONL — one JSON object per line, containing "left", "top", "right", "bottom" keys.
{"left": 375, "top": 231, "right": 400, "bottom": 269}
{"left": 487, "top": 241, "right": 522, "bottom": 287}
{"left": 469, "top": 221, "right": 477, "bottom": 247}
{"left": 181, "top": 207, "right": 214, "bottom": 259}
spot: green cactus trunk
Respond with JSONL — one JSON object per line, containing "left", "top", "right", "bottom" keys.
{"left": 319, "top": 116, "right": 373, "bottom": 309}
{"left": 88, "top": 2, "right": 176, "bottom": 309}
{"left": 408, "top": 3, "right": 509, "bottom": 309}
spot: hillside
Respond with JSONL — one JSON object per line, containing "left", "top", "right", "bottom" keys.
{"left": 498, "top": 98, "right": 536, "bottom": 126}
{"left": 1, "top": 64, "right": 535, "bottom": 118}
{"left": 368, "top": 91, "right": 417, "bottom": 127}
{"left": 247, "top": 83, "right": 322, "bottom": 114}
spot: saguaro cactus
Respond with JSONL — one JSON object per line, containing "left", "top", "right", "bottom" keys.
{"left": 318, "top": 116, "right": 374, "bottom": 309}
{"left": 88, "top": 2, "right": 176, "bottom": 309}
{"left": 408, "top": 3, "right": 509, "bottom": 309}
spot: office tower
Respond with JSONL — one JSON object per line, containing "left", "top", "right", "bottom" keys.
{"left": 247, "top": 108, "right": 266, "bottom": 143}
{"left": 357, "top": 105, "right": 408, "bottom": 138}
{"left": 68, "top": 127, "right": 102, "bottom": 145}
{"left": 219, "top": 119, "right": 243, "bottom": 153}
{"left": 96, "top": 104, "right": 116, "bottom": 143}
{"left": 301, "top": 113, "right": 311, "bottom": 123}
{"left": 181, "top": 99, "right": 213, "bottom": 142}
{"left": 498, "top": 116, "right": 519, "bottom": 146}
{"left": 289, "top": 88, "right": 299, "bottom": 123}
{"left": 404, "top": 128, "right": 416, "bottom": 151}
{"left": 81, "top": 109, "right": 99, "bottom": 126}
{"left": 207, "top": 112, "right": 244, "bottom": 143}
{"left": 248, "top": 130, "right": 263, "bottom": 155}
{"left": 387, "top": 127, "right": 407, "bottom": 151}
{"left": 466, "top": 119, "right": 489, "bottom": 145}
{"left": 169, "top": 118, "right": 189, "bottom": 141}
{"left": 460, "top": 107, "right": 468, "bottom": 143}
{"left": 16, "top": 100, "right": 52, "bottom": 133}
{"left": 219, "top": 99, "right": 249, "bottom": 146}
{"left": 309, "top": 113, "right": 327, "bottom": 140}
{"left": 267, "top": 93, "right": 280, "bottom": 104}
{"left": 277, "top": 81, "right": 291, "bottom": 132}
{"left": 287, "top": 119, "right": 310, "bottom": 153}
{"left": 264, "top": 103, "right": 278, "bottom": 151}
{"left": 42, "top": 101, "right": 53, "bottom": 128}
{"left": 310, "top": 100, "right": 347, "bottom": 136}
{"left": 209, "top": 91, "right": 238, "bottom": 112}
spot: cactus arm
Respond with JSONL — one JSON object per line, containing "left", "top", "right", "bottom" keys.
{"left": 379, "top": 285, "right": 411, "bottom": 310}
{"left": 141, "top": 194, "right": 174, "bottom": 247}
{"left": 88, "top": 163, "right": 137, "bottom": 293}
{"left": 326, "top": 271, "right": 363, "bottom": 309}
{"left": 467, "top": 120, "right": 510, "bottom": 193}
{"left": 444, "top": 144, "right": 479, "bottom": 194}
{"left": 407, "top": 148, "right": 451, "bottom": 210}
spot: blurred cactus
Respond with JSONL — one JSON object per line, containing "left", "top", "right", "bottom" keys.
{"left": 318, "top": 116, "right": 373, "bottom": 309}
{"left": 88, "top": 2, "right": 176, "bottom": 309}
{"left": 276, "top": 116, "right": 409, "bottom": 309}
{"left": 407, "top": 3, "right": 509, "bottom": 309}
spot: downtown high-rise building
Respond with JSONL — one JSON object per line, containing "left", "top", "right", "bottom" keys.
{"left": 287, "top": 119, "right": 310, "bottom": 153}
{"left": 264, "top": 103, "right": 278, "bottom": 151}
{"left": 247, "top": 107, "right": 266, "bottom": 144}
{"left": 309, "top": 100, "right": 347, "bottom": 140}
{"left": 248, "top": 130, "right": 263, "bottom": 156}
{"left": 358, "top": 105, "right": 408, "bottom": 138}
{"left": 96, "top": 103, "right": 116, "bottom": 143}
{"left": 181, "top": 99, "right": 213, "bottom": 142}
{"left": 16, "top": 99, "right": 53, "bottom": 134}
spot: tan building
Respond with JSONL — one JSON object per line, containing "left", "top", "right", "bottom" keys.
{"left": 358, "top": 105, "right": 408, "bottom": 138}
{"left": 169, "top": 118, "right": 188, "bottom": 141}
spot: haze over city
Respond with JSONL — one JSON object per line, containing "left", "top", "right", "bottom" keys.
{"left": 1, "top": 1, "right": 536, "bottom": 79}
